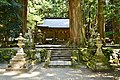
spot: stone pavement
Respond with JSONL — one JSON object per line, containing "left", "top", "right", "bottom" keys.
{"left": 0, "top": 63, "right": 120, "bottom": 80}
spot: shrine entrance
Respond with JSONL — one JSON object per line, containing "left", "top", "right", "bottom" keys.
{"left": 29, "top": 0, "right": 69, "bottom": 44}
{"left": 22, "top": 0, "right": 85, "bottom": 46}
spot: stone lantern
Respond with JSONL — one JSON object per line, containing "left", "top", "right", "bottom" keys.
{"left": 6, "top": 33, "right": 31, "bottom": 71}
{"left": 15, "top": 33, "right": 26, "bottom": 54}
{"left": 93, "top": 33, "right": 109, "bottom": 70}
{"left": 87, "top": 33, "right": 109, "bottom": 70}
{"left": 96, "top": 33, "right": 103, "bottom": 54}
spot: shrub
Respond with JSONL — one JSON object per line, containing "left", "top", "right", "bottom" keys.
{"left": 0, "top": 49, "right": 17, "bottom": 63}
{"left": 102, "top": 48, "right": 113, "bottom": 60}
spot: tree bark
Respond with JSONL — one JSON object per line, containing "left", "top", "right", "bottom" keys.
{"left": 69, "top": 0, "right": 86, "bottom": 47}
{"left": 98, "top": 0, "right": 104, "bottom": 39}
{"left": 21, "top": 0, "right": 28, "bottom": 34}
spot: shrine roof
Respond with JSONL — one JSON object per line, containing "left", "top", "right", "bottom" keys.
{"left": 37, "top": 19, "right": 69, "bottom": 28}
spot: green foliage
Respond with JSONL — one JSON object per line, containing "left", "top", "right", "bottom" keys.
{"left": 24, "top": 38, "right": 47, "bottom": 63}
{"left": 79, "top": 48, "right": 96, "bottom": 63}
{"left": 77, "top": 48, "right": 112, "bottom": 70}
{"left": 27, "top": 0, "right": 50, "bottom": 28}
{"left": 25, "top": 49, "right": 47, "bottom": 63}
{"left": 105, "top": 31, "right": 120, "bottom": 39}
{"left": 71, "top": 50, "right": 79, "bottom": 65}
{"left": 82, "top": 0, "right": 120, "bottom": 41}
{"left": 102, "top": 48, "right": 113, "bottom": 60}
{"left": 104, "top": 0, "right": 120, "bottom": 20}
{"left": 25, "top": 49, "right": 36, "bottom": 59}
{"left": 82, "top": 0, "right": 98, "bottom": 27}
{"left": 0, "top": 49, "right": 17, "bottom": 62}
{"left": 105, "top": 31, "right": 113, "bottom": 38}
{"left": 27, "top": 0, "right": 68, "bottom": 29}
{"left": 78, "top": 47, "right": 112, "bottom": 65}
{"left": 104, "top": 0, "right": 120, "bottom": 41}
{"left": 38, "top": 49, "right": 47, "bottom": 62}
{"left": 0, "top": 0, "right": 22, "bottom": 47}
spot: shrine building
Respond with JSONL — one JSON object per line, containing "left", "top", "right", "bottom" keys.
{"left": 37, "top": 19, "right": 70, "bottom": 44}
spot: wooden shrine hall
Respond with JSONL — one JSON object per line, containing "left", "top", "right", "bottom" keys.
{"left": 37, "top": 19, "right": 70, "bottom": 44}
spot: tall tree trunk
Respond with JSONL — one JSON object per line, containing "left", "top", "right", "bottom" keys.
{"left": 21, "top": 0, "right": 28, "bottom": 34}
{"left": 98, "top": 0, "right": 104, "bottom": 39}
{"left": 111, "top": 1, "right": 120, "bottom": 43}
{"left": 69, "top": 0, "right": 86, "bottom": 47}
{"left": 112, "top": 11, "right": 120, "bottom": 43}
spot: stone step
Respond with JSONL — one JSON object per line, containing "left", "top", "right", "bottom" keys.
{"left": 47, "top": 48, "right": 72, "bottom": 66}
{"left": 51, "top": 55, "right": 71, "bottom": 57}
{"left": 49, "top": 61, "right": 72, "bottom": 66}
{"left": 51, "top": 57, "right": 71, "bottom": 61}
{"left": 52, "top": 52, "right": 71, "bottom": 54}
{"left": 51, "top": 54, "right": 71, "bottom": 61}
{"left": 50, "top": 50, "right": 71, "bottom": 61}
{"left": 52, "top": 50, "right": 71, "bottom": 53}
{"left": 51, "top": 51, "right": 71, "bottom": 56}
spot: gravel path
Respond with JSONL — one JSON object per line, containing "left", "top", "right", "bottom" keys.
{"left": 0, "top": 63, "right": 119, "bottom": 80}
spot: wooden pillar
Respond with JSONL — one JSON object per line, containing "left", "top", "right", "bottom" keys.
{"left": 21, "top": 0, "right": 28, "bottom": 34}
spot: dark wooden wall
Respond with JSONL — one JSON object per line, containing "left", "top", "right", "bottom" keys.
{"left": 37, "top": 27, "right": 70, "bottom": 44}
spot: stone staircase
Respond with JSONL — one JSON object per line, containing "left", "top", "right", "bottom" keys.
{"left": 48, "top": 49, "right": 72, "bottom": 67}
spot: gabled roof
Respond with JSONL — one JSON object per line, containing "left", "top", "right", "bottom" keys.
{"left": 37, "top": 19, "right": 69, "bottom": 28}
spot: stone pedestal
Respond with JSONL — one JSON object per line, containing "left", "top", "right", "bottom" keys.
{"left": 92, "top": 44, "right": 108, "bottom": 70}
{"left": 6, "top": 33, "right": 32, "bottom": 71}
